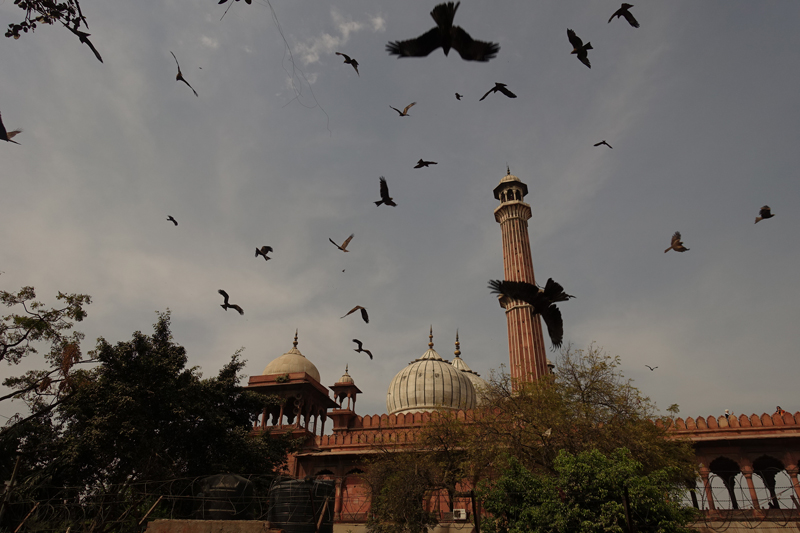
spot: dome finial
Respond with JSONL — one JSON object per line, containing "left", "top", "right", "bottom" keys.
{"left": 293, "top": 329, "right": 298, "bottom": 349}
{"left": 506, "top": 163, "right": 510, "bottom": 176}
{"left": 345, "top": 363, "right": 349, "bottom": 374}
{"left": 454, "top": 329, "right": 461, "bottom": 356}
{"left": 428, "top": 325, "right": 434, "bottom": 348}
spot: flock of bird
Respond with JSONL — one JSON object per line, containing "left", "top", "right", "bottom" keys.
{"left": 1, "top": 2, "right": 779, "bottom": 371}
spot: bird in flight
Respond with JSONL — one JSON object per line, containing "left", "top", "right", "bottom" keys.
{"left": 567, "top": 29, "right": 593, "bottom": 68}
{"left": 171, "top": 51, "right": 198, "bottom": 97}
{"left": 608, "top": 3, "right": 639, "bottom": 28}
{"left": 375, "top": 177, "right": 397, "bottom": 206}
{"left": 645, "top": 365, "right": 658, "bottom": 371}
{"left": 66, "top": 26, "right": 103, "bottom": 63}
{"left": 335, "top": 52, "right": 359, "bottom": 76}
{"left": 594, "top": 140, "right": 613, "bottom": 149}
{"left": 414, "top": 159, "right": 438, "bottom": 168}
{"left": 390, "top": 102, "right": 416, "bottom": 116}
{"left": 167, "top": 216, "right": 178, "bottom": 226}
{"left": 386, "top": 2, "right": 499, "bottom": 62}
{"left": 341, "top": 306, "right": 369, "bottom": 324}
{"left": 218, "top": 290, "right": 244, "bottom": 315}
{"left": 0, "top": 112, "right": 22, "bottom": 145}
{"left": 755, "top": 206, "right": 774, "bottom": 224}
{"left": 488, "top": 278, "right": 574, "bottom": 350}
{"left": 352, "top": 339, "right": 373, "bottom": 360}
{"left": 455, "top": 93, "right": 463, "bottom": 100}
{"left": 479, "top": 82, "right": 517, "bottom": 101}
{"left": 664, "top": 231, "right": 689, "bottom": 253}
{"left": 255, "top": 246, "right": 273, "bottom": 261}
{"left": 329, "top": 234, "right": 354, "bottom": 252}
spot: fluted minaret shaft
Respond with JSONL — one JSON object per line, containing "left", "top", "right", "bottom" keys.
{"left": 493, "top": 172, "right": 549, "bottom": 384}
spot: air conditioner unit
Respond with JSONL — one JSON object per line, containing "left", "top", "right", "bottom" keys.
{"left": 452, "top": 509, "right": 468, "bottom": 521}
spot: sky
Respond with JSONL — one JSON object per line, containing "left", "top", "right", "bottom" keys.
{"left": 2, "top": 1, "right": 799, "bottom": 426}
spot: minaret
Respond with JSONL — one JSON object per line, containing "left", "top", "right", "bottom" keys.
{"left": 493, "top": 167, "right": 549, "bottom": 384}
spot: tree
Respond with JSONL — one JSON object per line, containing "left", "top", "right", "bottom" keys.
{"left": 1, "top": 312, "right": 296, "bottom": 532}
{"left": 1, "top": 285, "right": 92, "bottom": 431}
{"left": 480, "top": 449, "right": 699, "bottom": 533}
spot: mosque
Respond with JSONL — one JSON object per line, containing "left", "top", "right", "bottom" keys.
{"left": 245, "top": 170, "right": 800, "bottom": 529}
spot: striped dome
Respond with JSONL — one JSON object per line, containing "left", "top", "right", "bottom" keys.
{"left": 386, "top": 335, "right": 476, "bottom": 415}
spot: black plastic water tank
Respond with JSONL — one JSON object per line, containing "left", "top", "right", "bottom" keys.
{"left": 194, "top": 473, "right": 257, "bottom": 520}
{"left": 269, "top": 479, "right": 335, "bottom": 533}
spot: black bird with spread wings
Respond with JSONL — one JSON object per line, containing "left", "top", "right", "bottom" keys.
{"left": 375, "top": 177, "right": 397, "bottom": 206}
{"left": 645, "top": 365, "right": 658, "bottom": 371}
{"left": 335, "top": 52, "right": 359, "bottom": 76}
{"left": 755, "top": 205, "right": 774, "bottom": 224}
{"left": 167, "top": 216, "right": 178, "bottom": 226}
{"left": 390, "top": 102, "right": 416, "bottom": 116}
{"left": 608, "top": 3, "right": 640, "bottom": 28}
{"left": 255, "top": 246, "right": 273, "bottom": 261}
{"left": 171, "top": 51, "right": 198, "bottom": 97}
{"left": 567, "top": 29, "right": 593, "bottom": 68}
{"left": 329, "top": 234, "right": 354, "bottom": 252}
{"left": 353, "top": 339, "right": 373, "bottom": 359}
{"left": 488, "top": 278, "right": 574, "bottom": 350}
{"left": 341, "top": 306, "right": 369, "bottom": 324}
{"left": 0, "top": 112, "right": 22, "bottom": 145}
{"left": 386, "top": 2, "right": 499, "bottom": 62}
{"left": 594, "top": 140, "right": 613, "bottom": 149}
{"left": 218, "top": 289, "right": 244, "bottom": 315}
{"left": 664, "top": 231, "right": 689, "bottom": 253}
{"left": 479, "top": 82, "right": 517, "bottom": 101}
{"left": 414, "top": 159, "right": 438, "bottom": 168}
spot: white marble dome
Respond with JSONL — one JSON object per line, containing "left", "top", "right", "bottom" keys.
{"left": 262, "top": 333, "right": 321, "bottom": 383}
{"left": 451, "top": 354, "right": 489, "bottom": 406}
{"left": 386, "top": 331, "right": 476, "bottom": 415}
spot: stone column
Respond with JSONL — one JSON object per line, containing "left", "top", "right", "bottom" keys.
{"left": 785, "top": 466, "right": 800, "bottom": 509}
{"left": 334, "top": 478, "right": 344, "bottom": 521}
{"left": 700, "top": 468, "right": 716, "bottom": 512}
{"left": 741, "top": 466, "right": 761, "bottom": 510}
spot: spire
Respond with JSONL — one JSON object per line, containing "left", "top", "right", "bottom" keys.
{"left": 506, "top": 164, "right": 510, "bottom": 176}
{"left": 428, "top": 325, "right": 434, "bottom": 348}
{"left": 293, "top": 329, "right": 299, "bottom": 349}
{"left": 454, "top": 329, "right": 461, "bottom": 356}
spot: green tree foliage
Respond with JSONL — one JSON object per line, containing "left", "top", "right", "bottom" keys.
{"left": 480, "top": 449, "right": 699, "bottom": 533}
{"left": 1, "top": 312, "right": 296, "bottom": 532}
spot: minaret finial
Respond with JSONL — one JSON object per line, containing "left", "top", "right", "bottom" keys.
{"left": 293, "top": 329, "right": 298, "bottom": 349}
{"left": 454, "top": 329, "right": 461, "bottom": 357}
{"left": 345, "top": 363, "right": 349, "bottom": 374}
{"left": 428, "top": 325, "right": 434, "bottom": 348}
{"left": 506, "top": 164, "right": 510, "bottom": 176}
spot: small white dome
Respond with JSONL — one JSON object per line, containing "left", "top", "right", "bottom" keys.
{"left": 262, "top": 333, "right": 320, "bottom": 382}
{"left": 386, "top": 331, "right": 476, "bottom": 415}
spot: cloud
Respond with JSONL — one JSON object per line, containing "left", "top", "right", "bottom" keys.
{"left": 294, "top": 8, "right": 385, "bottom": 66}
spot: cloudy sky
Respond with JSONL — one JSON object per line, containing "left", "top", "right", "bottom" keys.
{"left": 2, "top": 1, "right": 798, "bottom": 425}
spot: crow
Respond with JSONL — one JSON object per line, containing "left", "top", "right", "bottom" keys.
{"left": 594, "top": 140, "right": 613, "bottom": 149}
{"left": 390, "top": 102, "right": 416, "bottom": 116}
{"left": 755, "top": 206, "right": 774, "bottom": 224}
{"left": 167, "top": 216, "right": 178, "bottom": 226}
{"left": 0, "top": 112, "right": 22, "bottom": 145}
{"left": 455, "top": 93, "right": 463, "bottom": 100}
{"left": 171, "top": 51, "right": 198, "bottom": 97}
{"left": 567, "top": 29, "right": 592, "bottom": 68}
{"left": 329, "top": 234, "right": 354, "bottom": 252}
{"left": 414, "top": 159, "right": 438, "bottom": 168}
{"left": 488, "top": 278, "right": 574, "bottom": 350}
{"left": 479, "top": 82, "right": 517, "bottom": 101}
{"left": 335, "top": 52, "right": 360, "bottom": 76}
{"left": 664, "top": 231, "right": 689, "bottom": 253}
{"left": 608, "top": 3, "right": 639, "bottom": 28}
{"left": 255, "top": 246, "right": 273, "bottom": 261}
{"left": 375, "top": 177, "right": 397, "bottom": 206}
{"left": 218, "top": 290, "right": 244, "bottom": 315}
{"left": 341, "top": 306, "right": 369, "bottom": 324}
{"left": 645, "top": 365, "right": 658, "bottom": 371}
{"left": 352, "top": 339, "right": 373, "bottom": 360}
{"left": 386, "top": 2, "right": 499, "bottom": 62}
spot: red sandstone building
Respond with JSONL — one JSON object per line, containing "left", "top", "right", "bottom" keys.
{"left": 247, "top": 170, "right": 800, "bottom": 532}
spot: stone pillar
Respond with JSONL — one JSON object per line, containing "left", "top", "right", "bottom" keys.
{"left": 700, "top": 468, "right": 716, "bottom": 511}
{"left": 741, "top": 467, "right": 761, "bottom": 510}
{"left": 334, "top": 478, "right": 343, "bottom": 521}
{"left": 785, "top": 466, "right": 800, "bottom": 509}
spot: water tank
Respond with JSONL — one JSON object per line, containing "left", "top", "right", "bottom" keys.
{"left": 194, "top": 474, "right": 257, "bottom": 520}
{"left": 269, "top": 479, "right": 335, "bottom": 533}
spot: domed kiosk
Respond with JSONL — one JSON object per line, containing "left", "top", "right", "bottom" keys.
{"left": 386, "top": 328, "right": 477, "bottom": 415}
